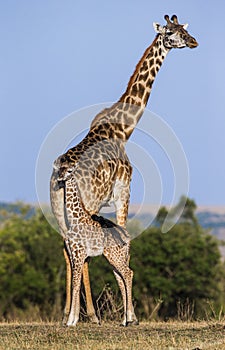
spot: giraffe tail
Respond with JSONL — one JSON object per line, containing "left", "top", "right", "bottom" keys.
{"left": 91, "top": 214, "right": 130, "bottom": 247}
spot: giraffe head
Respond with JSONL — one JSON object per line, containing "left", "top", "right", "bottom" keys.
{"left": 53, "top": 156, "right": 75, "bottom": 181}
{"left": 153, "top": 14, "right": 198, "bottom": 49}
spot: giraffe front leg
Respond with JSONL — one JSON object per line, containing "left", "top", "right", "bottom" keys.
{"left": 66, "top": 262, "right": 84, "bottom": 326}
{"left": 64, "top": 255, "right": 99, "bottom": 324}
{"left": 113, "top": 172, "right": 131, "bottom": 228}
{"left": 66, "top": 242, "right": 86, "bottom": 327}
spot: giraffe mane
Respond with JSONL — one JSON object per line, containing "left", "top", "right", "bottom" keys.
{"left": 118, "top": 35, "right": 160, "bottom": 103}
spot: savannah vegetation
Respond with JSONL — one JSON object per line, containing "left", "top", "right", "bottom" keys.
{"left": 1, "top": 321, "right": 225, "bottom": 350}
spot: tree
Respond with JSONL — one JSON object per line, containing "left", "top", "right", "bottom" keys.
{"left": 130, "top": 198, "right": 224, "bottom": 319}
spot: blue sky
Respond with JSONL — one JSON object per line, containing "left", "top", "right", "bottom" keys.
{"left": 1, "top": 1, "right": 225, "bottom": 206}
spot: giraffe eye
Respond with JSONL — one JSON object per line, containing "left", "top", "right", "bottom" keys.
{"left": 166, "top": 30, "right": 173, "bottom": 35}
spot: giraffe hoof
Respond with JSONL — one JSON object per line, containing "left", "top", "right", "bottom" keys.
{"left": 126, "top": 320, "right": 139, "bottom": 326}
{"left": 66, "top": 322, "right": 77, "bottom": 327}
{"left": 88, "top": 315, "right": 101, "bottom": 325}
{"left": 66, "top": 318, "right": 79, "bottom": 327}
{"left": 62, "top": 315, "right": 69, "bottom": 326}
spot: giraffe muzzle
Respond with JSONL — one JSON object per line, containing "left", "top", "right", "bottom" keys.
{"left": 187, "top": 37, "right": 198, "bottom": 48}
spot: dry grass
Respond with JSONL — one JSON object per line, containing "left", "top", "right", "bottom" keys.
{"left": 0, "top": 321, "right": 225, "bottom": 350}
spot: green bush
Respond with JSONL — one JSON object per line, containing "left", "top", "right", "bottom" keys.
{"left": 0, "top": 204, "right": 65, "bottom": 320}
{"left": 0, "top": 198, "right": 224, "bottom": 321}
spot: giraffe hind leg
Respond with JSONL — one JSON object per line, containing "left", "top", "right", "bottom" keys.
{"left": 104, "top": 247, "right": 138, "bottom": 326}
{"left": 83, "top": 260, "right": 100, "bottom": 324}
{"left": 113, "top": 270, "right": 138, "bottom": 326}
{"left": 62, "top": 246, "right": 72, "bottom": 325}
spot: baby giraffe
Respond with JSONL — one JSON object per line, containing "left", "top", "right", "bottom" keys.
{"left": 63, "top": 172, "right": 138, "bottom": 326}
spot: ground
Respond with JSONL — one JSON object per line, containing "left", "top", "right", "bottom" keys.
{"left": 0, "top": 321, "right": 225, "bottom": 349}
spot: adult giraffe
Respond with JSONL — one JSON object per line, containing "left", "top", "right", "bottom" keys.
{"left": 50, "top": 15, "right": 198, "bottom": 326}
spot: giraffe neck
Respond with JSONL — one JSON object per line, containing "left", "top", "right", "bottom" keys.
{"left": 119, "top": 34, "right": 169, "bottom": 109}
{"left": 90, "top": 34, "right": 170, "bottom": 140}
{"left": 64, "top": 176, "right": 130, "bottom": 252}
{"left": 65, "top": 176, "right": 93, "bottom": 227}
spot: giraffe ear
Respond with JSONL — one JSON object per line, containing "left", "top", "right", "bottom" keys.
{"left": 153, "top": 22, "right": 164, "bottom": 34}
{"left": 183, "top": 23, "right": 189, "bottom": 30}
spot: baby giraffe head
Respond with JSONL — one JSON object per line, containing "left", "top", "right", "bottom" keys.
{"left": 153, "top": 14, "right": 198, "bottom": 49}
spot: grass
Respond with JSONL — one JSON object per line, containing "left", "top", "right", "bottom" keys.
{"left": 0, "top": 321, "right": 225, "bottom": 350}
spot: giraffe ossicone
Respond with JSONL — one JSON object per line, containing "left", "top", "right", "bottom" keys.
{"left": 49, "top": 14, "right": 198, "bottom": 326}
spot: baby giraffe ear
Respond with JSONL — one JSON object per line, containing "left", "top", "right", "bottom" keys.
{"left": 183, "top": 23, "right": 189, "bottom": 30}
{"left": 153, "top": 22, "right": 164, "bottom": 34}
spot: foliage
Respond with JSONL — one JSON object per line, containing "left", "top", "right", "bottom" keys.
{"left": 0, "top": 204, "right": 65, "bottom": 320}
{"left": 131, "top": 197, "right": 225, "bottom": 319}
{"left": 131, "top": 224, "right": 223, "bottom": 319}
{"left": 0, "top": 198, "right": 224, "bottom": 321}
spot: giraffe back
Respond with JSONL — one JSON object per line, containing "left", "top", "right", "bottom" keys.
{"left": 53, "top": 132, "right": 132, "bottom": 216}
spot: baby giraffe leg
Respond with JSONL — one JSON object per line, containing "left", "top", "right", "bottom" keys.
{"left": 65, "top": 240, "right": 86, "bottom": 327}
{"left": 104, "top": 247, "right": 138, "bottom": 326}
{"left": 113, "top": 270, "right": 138, "bottom": 326}
{"left": 113, "top": 270, "right": 127, "bottom": 326}
{"left": 62, "top": 248, "right": 99, "bottom": 325}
